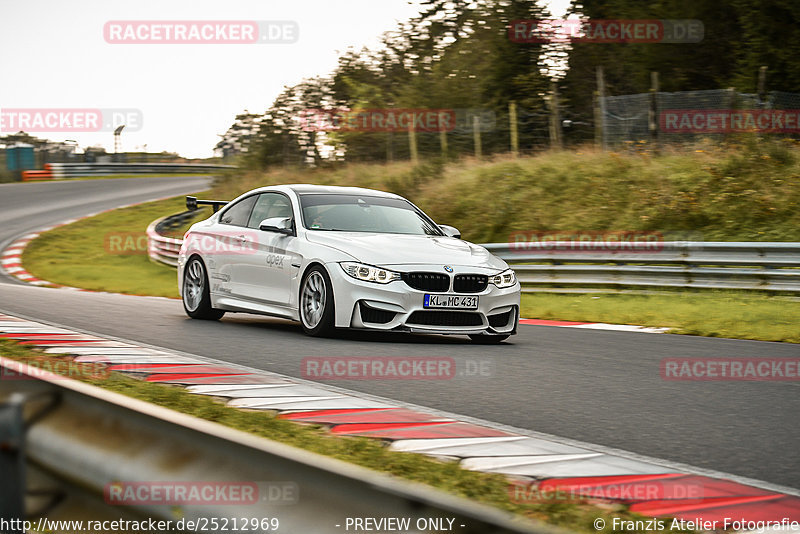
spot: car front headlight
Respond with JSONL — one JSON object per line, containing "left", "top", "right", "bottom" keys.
{"left": 489, "top": 268, "right": 517, "bottom": 288}
{"left": 340, "top": 262, "right": 401, "bottom": 284}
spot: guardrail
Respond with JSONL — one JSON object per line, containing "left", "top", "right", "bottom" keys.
{"left": 487, "top": 241, "right": 800, "bottom": 293}
{"left": 0, "top": 357, "right": 544, "bottom": 534}
{"left": 22, "top": 163, "right": 234, "bottom": 181}
{"left": 146, "top": 214, "right": 800, "bottom": 292}
{"left": 146, "top": 211, "right": 200, "bottom": 268}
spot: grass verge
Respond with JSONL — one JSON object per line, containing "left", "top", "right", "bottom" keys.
{"left": 0, "top": 339, "right": 695, "bottom": 533}
{"left": 212, "top": 140, "right": 800, "bottom": 243}
{"left": 520, "top": 292, "right": 800, "bottom": 343}
{"left": 22, "top": 196, "right": 194, "bottom": 297}
{"left": 48, "top": 173, "right": 219, "bottom": 181}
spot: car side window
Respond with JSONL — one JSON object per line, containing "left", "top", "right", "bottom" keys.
{"left": 219, "top": 195, "right": 257, "bottom": 226}
{"left": 247, "top": 193, "right": 293, "bottom": 229}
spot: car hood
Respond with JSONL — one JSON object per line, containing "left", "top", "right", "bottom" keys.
{"left": 304, "top": 231, "right": 507, "bottom": 270}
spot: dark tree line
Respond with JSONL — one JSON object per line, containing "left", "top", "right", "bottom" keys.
{"left": 233, "top": 0, "right": 800, "bottom": 168}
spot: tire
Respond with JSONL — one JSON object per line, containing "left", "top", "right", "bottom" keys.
{"left": 299, "top": 266, "right": 335, "bottom": 337}
{"left": 468, "top": 334, "right": 510, "bottom": 345}
{"left": 182, "top": 256, "right": 225, "bottom": 320}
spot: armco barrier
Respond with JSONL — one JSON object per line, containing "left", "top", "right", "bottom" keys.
{"left": 485, "top": 241, "right": 800, "bottom": 292}
{"left": 21, "top": 162, "right": 234, "bottom": 181}
{"left": 148, "top": 214, "right": 800, "bottom": 293}
{"left": 0, "top": 357, "right": 545, "bottom": 534}
{"left": 20, "top": 170, "right": 52, "bottom": 181}
{"left": 145, "top": 211, "right": 198, "bottom": 268}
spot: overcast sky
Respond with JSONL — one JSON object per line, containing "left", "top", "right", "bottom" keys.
{"left": 0, "top": 0, "right": 569, "bottom": 158}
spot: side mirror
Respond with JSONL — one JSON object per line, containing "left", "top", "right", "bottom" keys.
{"left": 259, "top": 217, "right": 293, "bottom": 235}
{"left": 439, "top": 225, "right": 461, "bottom": 239}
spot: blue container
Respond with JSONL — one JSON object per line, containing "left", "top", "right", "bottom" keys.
{"left": 6, "top": 145, "right": 35, "bottom": 171}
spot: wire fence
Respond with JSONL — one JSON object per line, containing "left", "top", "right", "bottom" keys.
{"left": 601, "top": 89, "right": 800, "bottom": 146}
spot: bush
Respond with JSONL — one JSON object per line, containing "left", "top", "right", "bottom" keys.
{"left": 208, "top": 140, "right": 800, "bottom": 242}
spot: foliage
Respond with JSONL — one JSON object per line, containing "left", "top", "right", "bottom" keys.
{"left": 222, "top": 0, "right": 800, "bottom": 167}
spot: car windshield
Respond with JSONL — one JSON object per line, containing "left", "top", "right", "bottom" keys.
{"left": 299, "top": 194, "right": 442, "bottom": 235}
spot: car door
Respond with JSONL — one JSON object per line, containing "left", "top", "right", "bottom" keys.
{"left": 211, "top": 194, "right": 258, "bottom": 299}
{"left": 236, "top": 192, "right": 301, "bottom": 307}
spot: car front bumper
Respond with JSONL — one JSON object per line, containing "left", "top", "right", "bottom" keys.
{"left": 327, "top": 262, "right": 520, "bottom": 336}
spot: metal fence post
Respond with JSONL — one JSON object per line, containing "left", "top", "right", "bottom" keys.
{"left": 0, "top": 394, "right": 27, "bottom": 534}
{"left": 509, "top": 101, "right": 519, "bottom": 157}
{"left": 408, "top": 121, "right": 418, "bottom": 165}
{"left": 439, "top": 112, "right": 448, "bottom": 159}
{"left": 473, "top": 115, "right": 482, "bottom": 158}
{"left": 549, "top": 82, "right": 563, "bottom": 149}
{"left": 595, "top": 66, "right": 607, "bottom": 150}
{"left": 649, "top": 72, "right": 660, "bottom": 149}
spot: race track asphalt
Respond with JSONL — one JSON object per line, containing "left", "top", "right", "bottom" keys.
{"left": 1, "top": 177, "right": 797, "bottom": 489}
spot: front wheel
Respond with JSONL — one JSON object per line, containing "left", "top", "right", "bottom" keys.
{"left": 468, "top": 334, "right": 509, "bottom": 344}
{"left": 182, "top": 257, "right": 225, "bottom": 320}
{"left": 299, "top": 266, "right": 336, "bottom": 337}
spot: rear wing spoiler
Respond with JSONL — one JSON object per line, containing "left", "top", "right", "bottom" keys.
{"left": 186, "top": 196, "right": 228, "bottom": 213}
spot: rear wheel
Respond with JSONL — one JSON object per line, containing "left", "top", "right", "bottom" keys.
{"left": 468, "top": 334, "right": 509, "bottom": 344}
{"left": 299, "top": 266, "right": 335, "bottom": 337}
{"left": 182, "top": 257, "right": 225, "bottom": 320}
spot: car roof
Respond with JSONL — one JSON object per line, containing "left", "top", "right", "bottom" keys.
{"left": 250, "top": 184, "right": 404, "bottom": 199}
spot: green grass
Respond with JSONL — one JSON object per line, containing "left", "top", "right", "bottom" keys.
{"left": 52, "top": 173, "right": 219, "bottom": 181}
{"left": 22, "top": 196, "right": 196, "bottom": 297}
{"left": 212, "top": 138, "right": 800, "bottom": 243}
{"left": 521, "top": 292, "right": 800, "bottom": 343}
{"left": 0, "top": 339, "right": 696, "bottom": 533}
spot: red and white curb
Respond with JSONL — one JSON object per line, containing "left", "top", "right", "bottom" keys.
{"left": 0, "top": 196, "right": 187, "bottom": 290}
{"left": 1, "top": 311, "right": 797, "bottom": 524}
{"left": 1, "top": 232, "right": 59, "bottom": 287}
{"left": 520, "top": 319, "right": 670, "bottom": 334}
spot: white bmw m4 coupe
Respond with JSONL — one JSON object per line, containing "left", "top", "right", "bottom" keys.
{"left": 177, "top": 185, "right": 520, "bottom": 343}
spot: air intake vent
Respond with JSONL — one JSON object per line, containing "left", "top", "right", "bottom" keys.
{"left": 453, "top": 274, "right": 488, "bottom": 293}
{"left": 359, "top": 303, "right": 396, "bottom": 324}
{"left": 401, "top": 272, "right": 450, "bottom": 292}
{"left": 407, "top": 311, "right": 483, "bottom": 327}
{"left": 488, "top": 310, "right": 512, "bottom": 327}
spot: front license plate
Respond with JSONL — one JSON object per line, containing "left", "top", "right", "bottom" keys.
{"left": 423, "top": 294, "right": 479, "bottom": 310}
